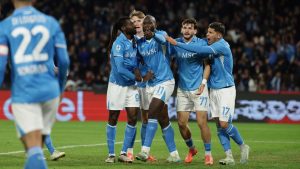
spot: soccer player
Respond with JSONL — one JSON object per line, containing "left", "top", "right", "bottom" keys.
{"left": 0, "top": 0, "right": 70, "bottom": 168}
{"left": 135, "top": 15, "right": 181, "bottom": 163}
{"left": 128, "top": 10, "right": 156, "bottom": 162}
{"left": 44, "top": 135, "right": 65, "bottom": 160}
{"left": 105, "top": 16, "right": 152, "bottom": 163}
{"left": 166, "top": 22, "right": 250, "bottom": 165}
{"left": 167, "top": 18, "right": 213, "bottom": 165}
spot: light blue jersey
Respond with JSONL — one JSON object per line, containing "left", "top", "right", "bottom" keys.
{"left": 168, "top": 36, "right": 207, "bottom": 91}
{"left": 177, "top": 38, "right": 235, "bottom": 89}
{"left": 0, "top": 6, "right": 69, "bottom": 103}
{"left": 137, "top": 30, "right": 174, "bottom": 86}
{"left": 109, "top": 33, "right": 138, "bottom": 86}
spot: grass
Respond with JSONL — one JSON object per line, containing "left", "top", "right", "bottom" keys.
{"left": 0, "top": 120, "right": 300, "bottom": 169}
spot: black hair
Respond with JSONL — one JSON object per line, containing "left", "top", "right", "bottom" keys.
{"left": 107, "top": 17, "right": 131, "bottom": 56}
{"left": 209, "top": 22, "right": 225, "bottom": 35}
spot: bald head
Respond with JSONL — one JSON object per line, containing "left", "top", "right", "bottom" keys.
{"left": 143, "top": 15, "right": 156, "bottom": 26}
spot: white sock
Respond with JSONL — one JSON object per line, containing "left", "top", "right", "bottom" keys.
{"left": 170, "top": 150, "right": 179, "bottom": 157}
{"left": 225, "top": 149, "right": 233, "bottom": 157}
{"left": 141, "top": 146, "right": 150, "bottom": 154}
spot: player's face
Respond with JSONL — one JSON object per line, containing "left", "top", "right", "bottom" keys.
{"left": 206, "top": 27, "right": 220, "bottom": 45}
{"left": 124, "top": 20, "right": 136, "bottom": 36}
{"left": 143, "top": 23, "right": 155, "bottom": 40}
{"left": 131, "top": 16, "right": 144, "bottom": 34}
{"left": 181, "top": 23, "right": 197, "bottom": 41}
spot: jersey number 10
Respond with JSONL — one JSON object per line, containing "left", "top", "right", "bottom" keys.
{"left": 11, "top": 25, "right": 50, "bottom": 64}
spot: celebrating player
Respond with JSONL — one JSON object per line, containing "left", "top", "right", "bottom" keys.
{"left": 166, "top": 22, "right": 250, "bottom": 165}
{"left": 167, "top": 18, "right": 213, "bottom": 165}
{"left": 135, "top": 15, "right": 181, "bottom": 163}
{"left": 105, "top": 16, "right": 152, "bottom": 163}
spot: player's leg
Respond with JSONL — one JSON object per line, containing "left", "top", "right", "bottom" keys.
{"left": 44, "top": 135, "right": 65, "bottom": 161}
{"left": 118, "top": 107, "right": 138, "bottom": 163}
{"left": 119, "top": 86, "right": 139, "bottom": 163}
{"left": 105, "top": 83, "right": 126, "bottom": 163}
{"left": 127, "top": 87, "right": 148, "bottom": 160}
{"left": 158, "top": 104, "right": 180, "bottom": 163}
{"left": 42, "top": 97, "right": 65, "bottom": 161}
{"left": 140, "top": 109, "right": 148, "bottom": 147}
{"left": 176, "top": 88, "right": 197, "bottom": 163}
{"left": 195, "top": 111, "right": 213, "bottom": 165}
{"left": 12, "top": 103, "right": 48, "bottom": 169}
{"left": 136, "top": 97, "right": 162, "bottom": 161}
{"left": 193, "top": 86, "right": 213, "bottom": 165}
{"left": 219, "top": 87, "right": 249, "bottom": 164}
{"left": 210, "top": 89, "right": 234, "bottom": 165}
{"left": 139, "top": 87, "right": 149, "bottom": 146}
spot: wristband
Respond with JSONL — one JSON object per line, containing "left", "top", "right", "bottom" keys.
{"left": 202, "top": 79, "right": 207, "bottom": 85}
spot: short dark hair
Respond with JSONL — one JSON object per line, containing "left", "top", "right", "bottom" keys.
{"left": 182, "top": 18, "right": 198, "bottom": 30}
{"left": 209, "top": 22, "right": 225, "bottom": 35}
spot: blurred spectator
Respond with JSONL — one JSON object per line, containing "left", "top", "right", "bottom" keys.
{"left": 0, "top": 0, "right": 299, "bottom": 92}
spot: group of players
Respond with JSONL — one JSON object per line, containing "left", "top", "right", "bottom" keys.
{"left": 105, "top": 10, "right": 250, "bottom": 166}
{"left": 0, "top": 0, "right": 249, "bottom": 168}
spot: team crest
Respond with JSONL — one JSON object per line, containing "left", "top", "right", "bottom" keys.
{"left": 116, "top": 45, "right": 121, "bottom": 51}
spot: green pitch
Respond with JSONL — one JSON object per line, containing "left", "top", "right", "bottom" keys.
{"left": 0, "top": 120, "right": 300, "bottom": 169}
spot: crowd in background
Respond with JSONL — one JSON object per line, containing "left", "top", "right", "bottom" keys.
{"left": 1, "top": 0, "right": 299, "bottom": 92}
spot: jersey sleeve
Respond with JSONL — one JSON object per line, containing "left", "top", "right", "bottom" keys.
{"left": 111, "top": 41, "right": 124, "bottom": 58}
{"left": 0, "top": 26, "right": 9, "bottom": 87}
{"left": 53, "top": 19, "right": 70, "bottom": 93}
{"left": 154, "top": 30, "right": 167, "bottom": 44}
{"left": 209, "top": 40, "right": 226, "bottom": 55}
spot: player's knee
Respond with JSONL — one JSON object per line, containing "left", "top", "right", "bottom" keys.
{"left": 127, "top": 116, "right": 138, "bottom": 126}
{"left": 108, "top": 114, "right": 119, "bottom": 126}
{"left": 219, "top": 121, "right": 229, "bottom": 129}
{"left": 197, "top": 120, "right": 206, "bottom": 129}
{"left": 177, "top": 119, "right": 187, "bottom": 129}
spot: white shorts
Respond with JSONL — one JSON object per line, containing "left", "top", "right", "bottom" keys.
{"left": 144, "top": 79, "right": 175, "bottom": 110}
{"left": 12, "top": 97, "right": 60, "bottom": 138}
{"left": 210, "top": 86, "right": 236, "bottom": 122}
{"left": 176, "top": 86, "right": 209, "bottom": 112}
{"left": 139, "top": 87, "right": 149, "bottom": 110}
{"left": 107, "top": 82, "right": 140, "bottom": 110}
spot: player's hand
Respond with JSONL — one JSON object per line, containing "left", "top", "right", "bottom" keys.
{"left": 165, "top": 35, "right": 177, "bottom": 45}
{"left": 143, "top": 70, "right": 154, "bottom": 81}
{"left": 196, "top": 84, "right": 205, "bottom": 95}
{"left": 134, "top": 68, "right": 142, "bottom": 82}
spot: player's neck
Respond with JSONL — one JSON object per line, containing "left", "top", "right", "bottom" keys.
{"left": 14, "top": 2, "right": 32, "bottom": 9}
{"left": 183, "top": 37, "right": 192, "bottom": 43}
{"left": 136, "top": 32, "right": 144, "bottom": 38}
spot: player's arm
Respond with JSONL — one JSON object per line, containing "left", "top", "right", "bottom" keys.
{"left": 54, "top": 23, "right": 70, "bottom": 93}
{"left": 114, "top": 56, "right": 141, "bottom": 81}
{"left": 0, "top": 32, "right": 9, "bottom": 87}
{"left": 166, "top": 36, "right": 216, "bottom": 56}
{"left": 196, "top": 59, "right": 211, "bottom": 95}
{"left": 153, "top": 32, "right": 167, "bottom": 44}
